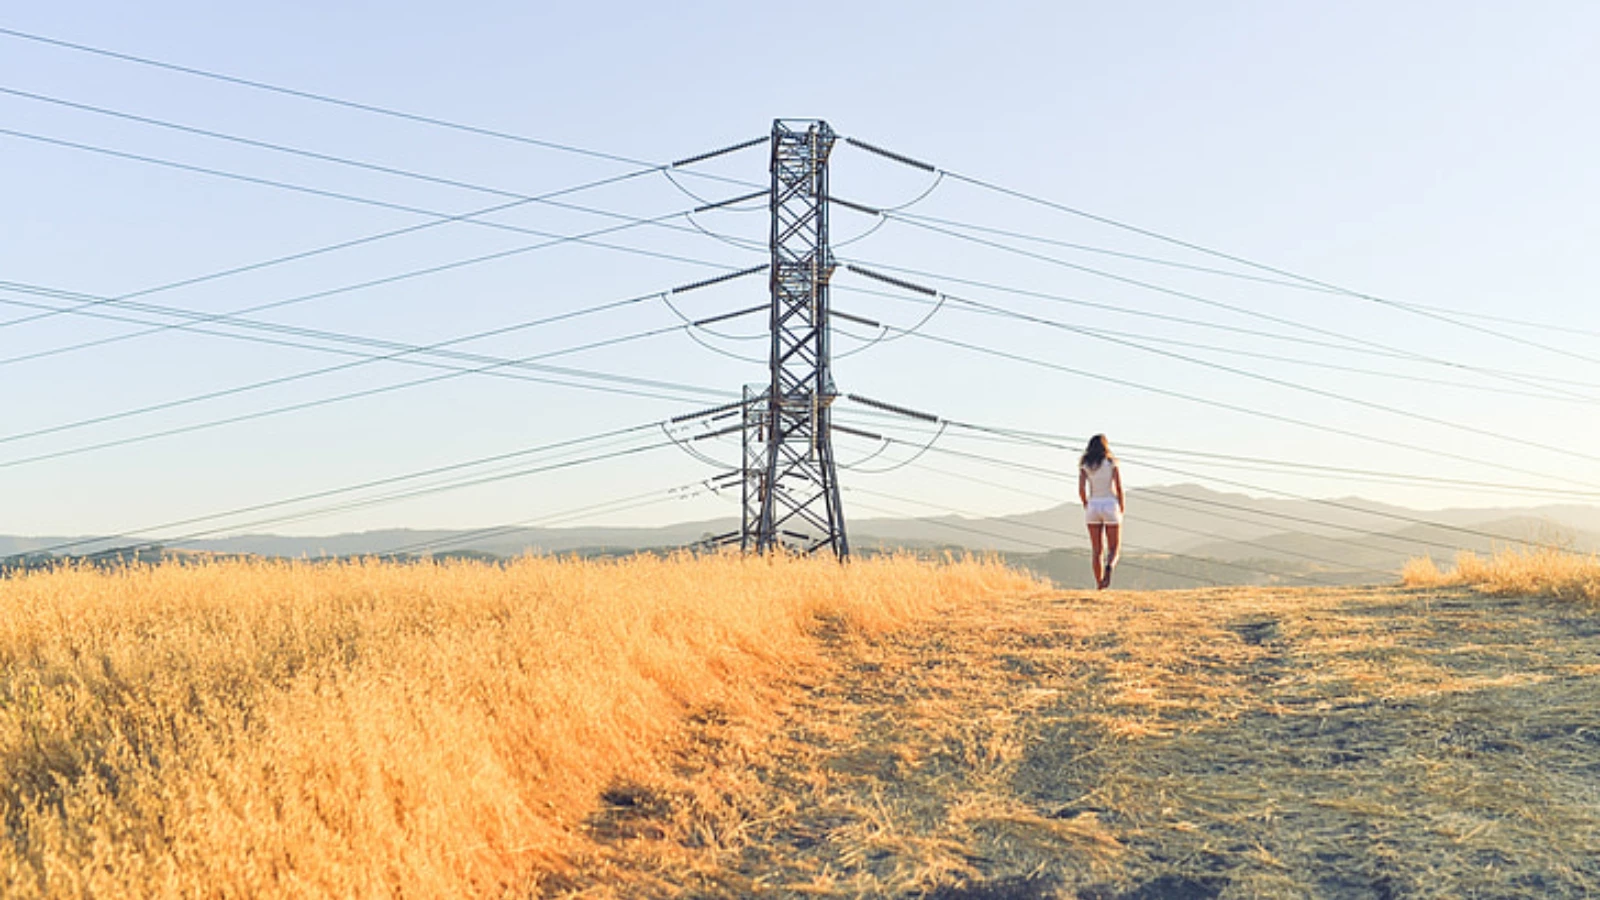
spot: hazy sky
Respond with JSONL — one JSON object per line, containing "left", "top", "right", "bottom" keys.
{"left": 3, "top": 2, "right": 1598, "bottom": 542}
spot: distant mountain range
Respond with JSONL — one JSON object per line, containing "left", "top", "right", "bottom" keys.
{"left": 5, "top": 484, "right": 1597, "bottom": 591}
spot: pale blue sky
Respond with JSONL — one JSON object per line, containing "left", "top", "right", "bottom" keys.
{"left": 3, "top": 2, "right": 1598, "bottom": 539}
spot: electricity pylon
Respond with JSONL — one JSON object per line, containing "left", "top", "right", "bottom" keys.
{"left": 741, "top": 119, "right": 848, "bottom": 559}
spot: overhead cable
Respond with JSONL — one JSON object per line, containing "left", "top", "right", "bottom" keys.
{"left": 855, "top": 299, "right": 1600, "bottom": 490}
{"left": 832, "top": 282, "right": 1593, "bottom": 405}
{"left": 862, "top": 272, "right": 1600, "bottom": 464}
{"left": 0, "top": 126, "right": 770, "bottom": 335}
{"left": 0, "top": 316, "right": 714, "bottom": 472}
{"left": 842, "top": 397, "right": 1600, "bottom": 542}
{"left": 834, "top": 259, "right": 1600, "bottom": 397}
{"left": 842, "top": 206, "right": 1589, "bottom": 399}
{"left": 2, "top": 418, "right": 671, "bottom": 561}
{"left": 0, "top": 25, "right": 759, "bottom": 188}
{"left": 883, "top": 210, "right": 1600, "bottom": 340}
{"left": 839, "top": 414, "right": 1600, "bottom": 500}
{"left": 0, "top": 126, "right": 762, "bottom": 275}
{"left": 0, "top": 285, "right": 733, "bottom": 449}
{"left": 934, "top": 415, "right": 1577, "bottom": 547}
{"left": 841, "top": 132, "right": 1600, "bottom": 368}
{"left": 0, "top": 202, "right": 737, "bottom": 370}
{"left": 868, "top": 449, "right": 1393, "bottom": 578}
{"left": 845, "top": 486, "right": 1322, "bottom": 586}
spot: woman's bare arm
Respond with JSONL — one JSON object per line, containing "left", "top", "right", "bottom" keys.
{"left": 1112, "top": 466, "right": 1125, "bottom": 513}
{"left": 1078, "top": 468, "right": 1088, "bottom": 506}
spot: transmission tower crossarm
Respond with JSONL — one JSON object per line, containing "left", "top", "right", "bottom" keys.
{"left": 694, "top": 190, "right": 768, "bottom": 213}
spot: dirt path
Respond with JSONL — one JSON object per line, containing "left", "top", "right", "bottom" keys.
{"left": 566, "top": 585, "right": 1600, "bottom": 898}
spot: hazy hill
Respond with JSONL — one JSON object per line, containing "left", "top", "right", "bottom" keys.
{"left": 6, "top": 485, "right": 1597, "bottom": 588}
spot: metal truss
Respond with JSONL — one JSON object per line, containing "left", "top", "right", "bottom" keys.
{"left": 746, "top": 119, "right": 849, "bottom": 558}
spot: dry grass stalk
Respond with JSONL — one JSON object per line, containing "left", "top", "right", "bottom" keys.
{"left": 1403, "top": 547, "right": 1600, "bottom": 603}
{"left": 0, "top": 553, "right": 1038, "bottom": 898}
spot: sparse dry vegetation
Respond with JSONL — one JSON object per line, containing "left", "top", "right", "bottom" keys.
{"left": 1404, "top": 547, "right": 1600, "bottom": 602}
{"left": 563, "top": 574, "right": 1600, "bottom": 897}
{"left": 0, "top": 554, "right": 1037, "bottom": 898}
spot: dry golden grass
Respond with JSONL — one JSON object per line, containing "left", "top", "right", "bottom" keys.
{"left": 1404, "top": 547, "right": 1600, "bottom": 602}
{"left": 564, "top": 580, "right": 1600, "bottom": 898}
{"left": 8, "top": 551, "right": 1598, "bottom": 898}
{"left": 0, "top": 553, "right": 1039, "bottom": 899}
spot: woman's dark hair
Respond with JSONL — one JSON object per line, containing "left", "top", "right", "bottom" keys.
{"left": 1080, "top": 434, "right": 1115, "bottom": 469}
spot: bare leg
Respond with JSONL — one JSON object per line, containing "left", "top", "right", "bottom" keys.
{"left": 1103, "top": 524, "right": 1122, "bottom": 588}
{"left": 1087, "top": 524, "right": 1105, "bottom": 590}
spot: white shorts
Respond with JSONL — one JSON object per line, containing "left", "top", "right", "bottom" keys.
{"left": 1085, "top": 497, "right": 1122, "bottom": 526}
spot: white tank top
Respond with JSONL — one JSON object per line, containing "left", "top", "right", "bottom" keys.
{"left": 1082, "top": 461, "right": 1117, "bottom": 499}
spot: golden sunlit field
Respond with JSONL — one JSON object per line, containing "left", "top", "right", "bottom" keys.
{"left": 1402, "top": 546, "right": 1600, "bottom": 603}
{"left": 3, "top": 549, "right": 1598, "bottom": 898}
{"left": 0, "top": 554, "right": 1034, "bottom": 898}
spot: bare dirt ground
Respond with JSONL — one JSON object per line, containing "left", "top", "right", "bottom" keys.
{"left": 560, "top": 584, "right": 1600, "bottom": 898}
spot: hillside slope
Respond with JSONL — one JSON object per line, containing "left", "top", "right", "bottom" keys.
{"left": 6, "top": 487, "right": 1597, "bottom": 569}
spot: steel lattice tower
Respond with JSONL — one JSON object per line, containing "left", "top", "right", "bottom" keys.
{"left": 742, "top": 119, "right": 848, "bottom": 558}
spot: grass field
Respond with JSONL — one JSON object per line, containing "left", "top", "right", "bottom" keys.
{"left": 0, "top": 554, "right": 1035, "bottom": 898}
{"left": 2, "top": 550, "right": 1596, "bottom": 898}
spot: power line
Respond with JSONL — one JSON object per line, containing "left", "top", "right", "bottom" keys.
{"left": 0, "top": 88, "right": 768, "bottom": 292}
{"left": 0, "top": 265, "right": 763, "bottom": 448}
{"left": 1129, "top": 488, "right": 1457, "bottom": 558}
{"left": 0, "top": 186, "right": 606, "bottom": 332}
{"left": 0, "top": 126, "right": 764, "bottom": 280}
{"left": 24, "top": 403, "right": 755, "bottom": 563}
{"left": 888, "top": 211, "right": 1345, "bottom": 292}
{"left": 891, "top": 435, "right": 1482, "bottom": 558}
{"left": 844, "top": 206, "right": 1590, "bottom": 400}
{"left": 0, "top": 289, "right": 736, "bottom": 451}
{"left": 875, "top": 274, "right": 1600, "bottom": 466}
{"left": 1111, "top": 442, "right": 1600, "bottom": 499}
{"left": 0, "top": 126, "right": 764, "bottom": 339}
{"left": 153, "top": 438, "right": 683, "bottom": 547}
{"left": 0, "top": 25, "right": 762, "bottom": 190}
{"left": 839, "top": 423, "right": 949, "bottom": 474}
{"left": 0, "top": 315, "right": 709, "bottom": 472}
{"left": 834, "top": 428, "right": 1393, "bottom": 579}
{"left": 0, "top": 85, "right": 762, "bottom": 215}
{"left": 4, "top": 70, "right": 1584, "bottom": 571}
{"left": 845, "top": 486, "right": 1322, "bottom": 587}
{"left": 884, "top": 210, "right": 1600, "bottom": 341}
{"left": 856, "top": 309, "right": 1600, "bottom": 491}
{"left": 838, "top": 414, "right": 1543, "bottom": 565}
{"left": 2, "top": 417, "right": 684, "bottom": 561}
{"left": 832, "top": 282, "right": 1594, "bottom": 406}
{"left": 0, "top": 202, "right": 738, "bottom": 370}
{"left": 7, "top": 416, "right": 688, "bottom": 557}
{"left": 923, "top": 413, "right": 1575, "bottom": 548}
{"left": 841, "top": 135, "right": 1600, "bottom": 366}
{"left": 926, "top": 172, "right": 1600, "bottom": 369}
{"left": 836, "top": 259, "right": 1600, "bottom": 399}
{"left": 846, "top": 490, "right": 1217, "bottom": 586}
{"left": 832, "top": 409, "right": 1600, "bottom": 502}
{"left": 839, "top": 393, "right": 1590, "bottom": 547}
{"left": 379, "top": 480, "right": 718, "bottom": 558}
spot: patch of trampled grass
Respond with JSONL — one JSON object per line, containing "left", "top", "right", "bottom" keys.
{"left": 565, "top": 582, "right": 1600, "bottom": 897}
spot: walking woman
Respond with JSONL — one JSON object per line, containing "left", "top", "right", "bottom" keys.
{"left": 1078, "top": 434, "right": 1125, "bottom": 590}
